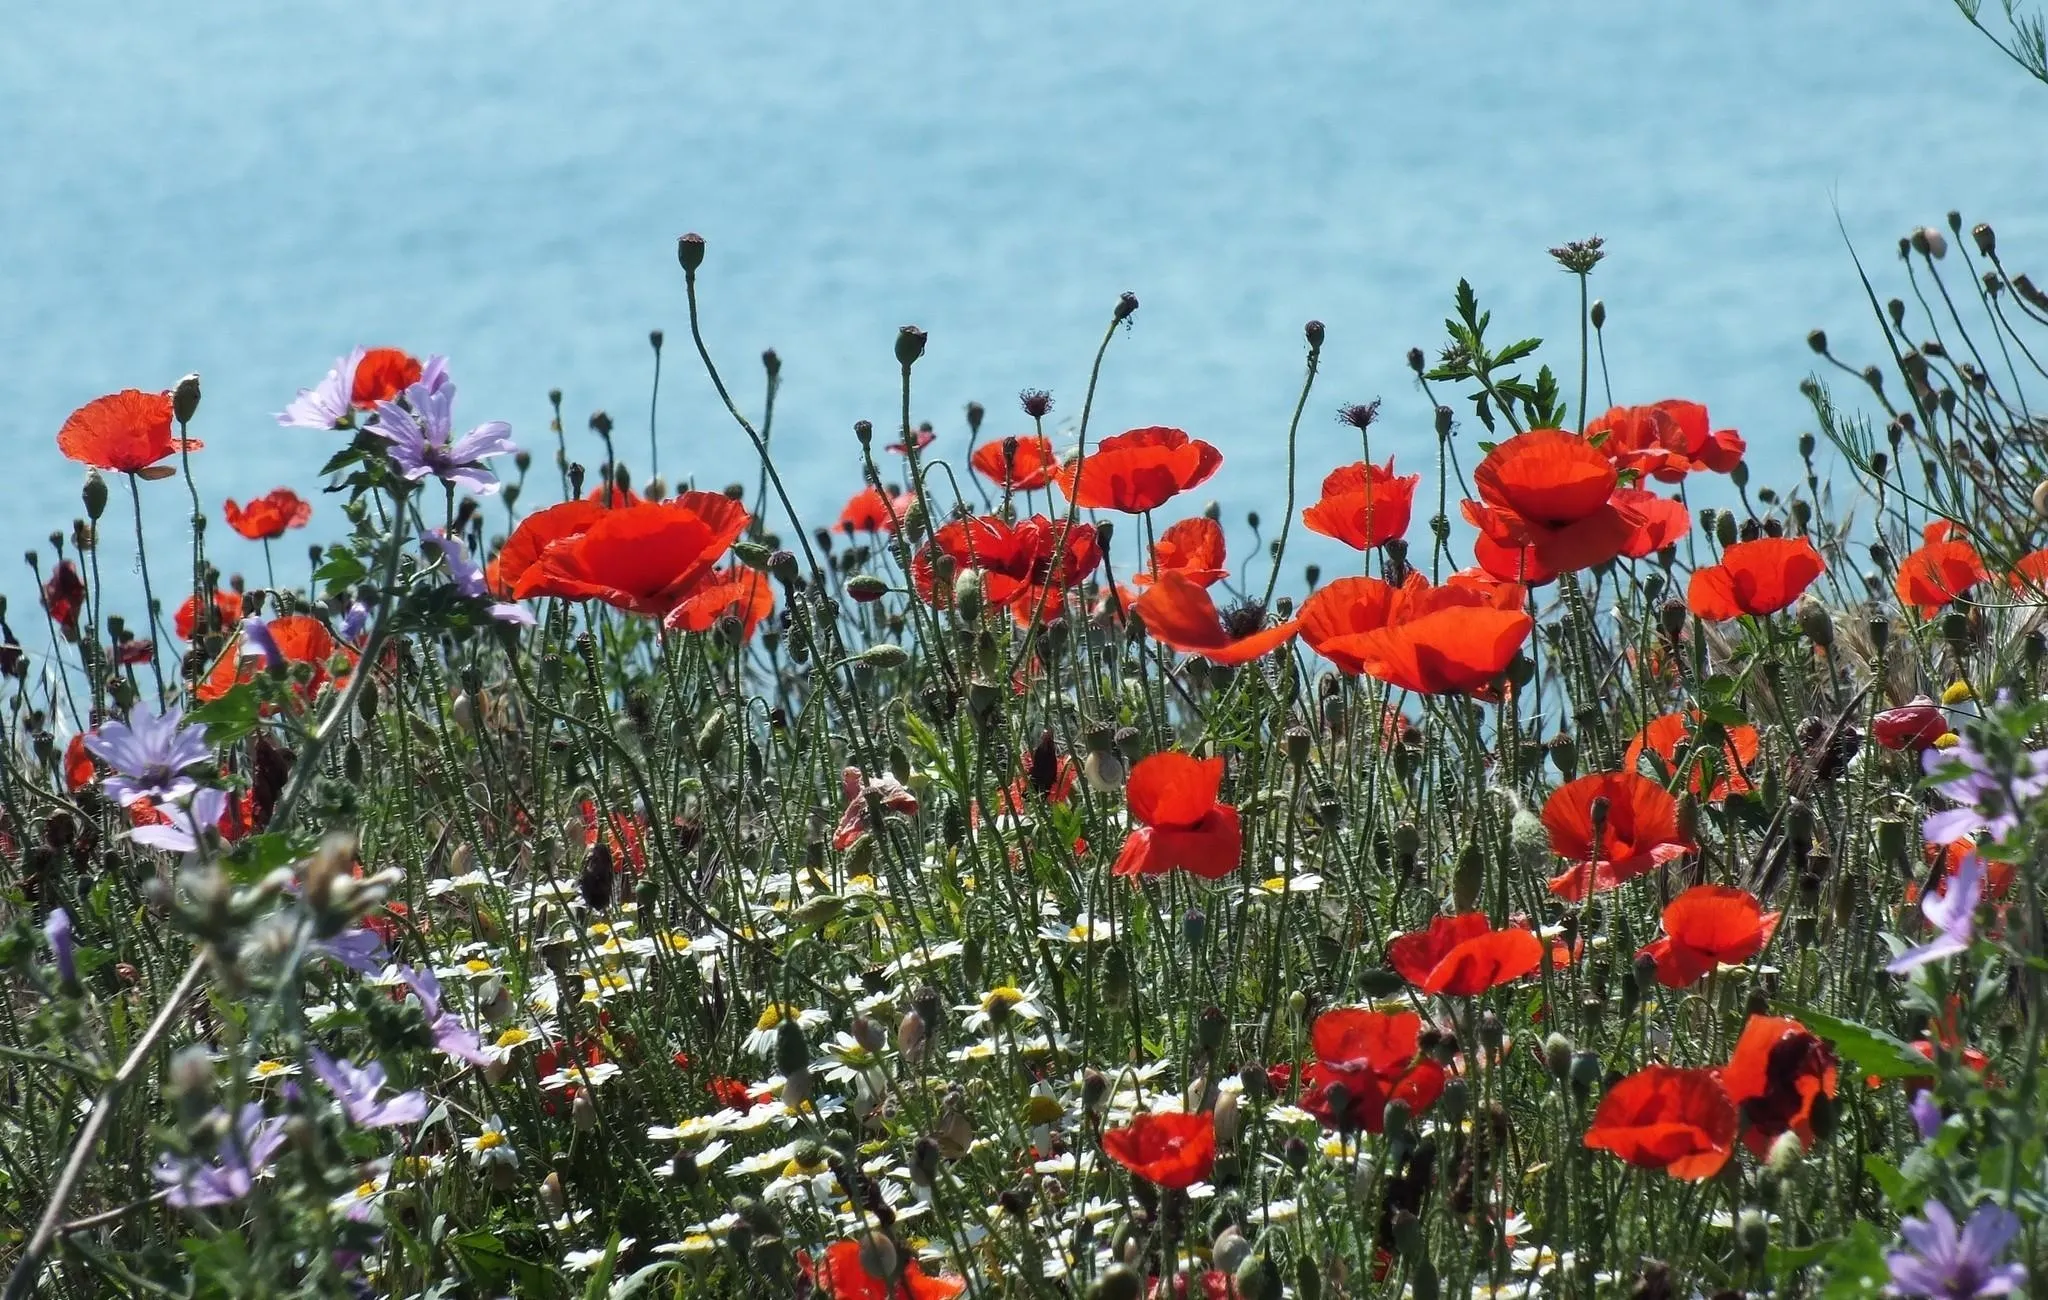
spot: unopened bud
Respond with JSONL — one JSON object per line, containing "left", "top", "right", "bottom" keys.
{"left": 172, "top": 373, "right": 202, "bottom": 425}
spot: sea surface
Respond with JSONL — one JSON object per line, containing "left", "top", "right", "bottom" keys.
{"left": 3, "top": 0, "right": 2046, "bottom": 619}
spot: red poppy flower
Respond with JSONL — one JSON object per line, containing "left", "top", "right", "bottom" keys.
{"left": 1298, "top": 1007, "right": 1446, "bottom": 1133}
{"left": 1583, "top": 1065, "right": 1737, "bottom": 1179}
{"left": 487, "top": 500, "right": 610, "bottom": 598}
{"left": 56, "top": 390, "right": 199, "bottom": 475}
{"left": 513, "top": 494, "right": 751, "bottom": 618}
{"left": 1319, "top": 578, "right": 1532, "bottom": 696}
{"left": 663, "top": 564, "right": 775, "bottom": 638}
{"left": 580, "top": 799, "right": 648, "bottom": 872}
{"left": 911, "top": 515, "right": 1102, "bottom": 617}
{"left": 128, "top": 789, "right": 254, "bottom": 844}
{"left": 1687, "top": 537, "right": 1825, "bottom": 620}
{"left": 1872, "top": 696, "right": 1949, "bottom": 752}
{"left": 1131, "top": 571, "right": 1299, "bottom": 665}
{"left": 837, "top": 486, "right": 916, "bottom": 534}
{"left": 1471, "top": 532, "right": 1561, "bottom": 586}
{"left": 1624, "top": 711, "right": 1760, "bottom": 802}
{"left": 223, "top": 488, "right": 313, "bottom": 541}
{"left": 1722, "top": 1014, "right": 1838, "bottom": 1156}
{"left": 196, "top": 614, "right": 351, "bottom": 704}
{"left": 970, "top": 434, "right": 1059, "bottom": 491}
{"left": 2011, "top": 548, "right": 2048, "bottom": 600}
{"left": 584, "top": 482, "right": 645, "bottom": 509}
{"left": 886, "top": 425, "right": 937, "bottom": 455}
{"left": 1638, "top": 885, "right": 1781, "bottom": 988}
{"left": 1297, "top": 573, "right": 1422, "bottom": 674}
{"left": 42, "top": 561, "right": 86, "bottom": 634}
{"left": 1100, "top": 1110, "right": 1216, "bottom": 1189}
{"left": 1543, "top": 771, "right": 1694, "bottom": 901}
{"left": 1389, "top": 913, "right": 1546, "bottom": 996}
{"left": 1895, "top": 527, "right": 1985, "bottom": 618}
{"left": 1879, "top": 1039, "right": 1996, "bottom": 1098}
{"left": 1461, "top": 429, "right": 1639, "bottom": 575}
{"left": 808, "top": 1239, "right": 966, "bottom": 1300}
{"left": 350, "top": 348, "right": 423, "bottom": 407}
{"left": 1300, "top": 459, "right": 1419, "bottom": 551}
{"left": 1587, "top": 401, "right": 1744, "bottom": 482}
{"left": 1113, "top": 752, "right": 1241, "bottom": 880}
{"left": 63, "top": 734, "right": 94, "bottom": 792}
{"left": 1614, "top": 488, "right": 1693, "bottom": 559}
{"left": 1133, "top": 516, "right": 1228, "bottom": 588}
{"left": 1052, "top": 426, "right": 1222, "bottom": 513}
{"left": 175, "top": 589, "right": 245, "bottom": 641}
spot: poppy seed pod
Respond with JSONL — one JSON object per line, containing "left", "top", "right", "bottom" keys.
{"left": 1114, "top": 291, "right": 1139, "bottom": 321}
{"left": 677, "top": 232, "right": 706, "bottom": 271}
{"left": 82, "top": 471, "right": 107, "bottom": 521}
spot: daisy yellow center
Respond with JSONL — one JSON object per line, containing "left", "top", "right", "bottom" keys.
{"left": 1262, "top": 876, "right": 1287, "bottom": 891}
{"left": 1941, "top": 680, "right": 1974, "bottom": 704}
{"left": 355, "top": 1180, "right": 378, "bottom": 1198}
{"left": 756, "top": 1004, "right": 793, "bottom": 1031}
{"left": 780, "top": 1156, "right": 829, "bottom": 1178}
{"left": 494, "top": 1028, "right": 531, "bottom": 1048}
{"left": 254, "top": 1060, "right": 287, "bottom": 1076}
{"left": 474, "top": 1130, "right": 505, "bottom": 1150}
{"left": 465, "top": 958, "right": 494, "bottom": 973}
{"left": 982, "top": 986, "right": 1026, "bottom": 1013}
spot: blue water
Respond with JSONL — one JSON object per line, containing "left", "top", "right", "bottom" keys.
{"left": 3, "top": 0, "right": 2044, "bottom": 616}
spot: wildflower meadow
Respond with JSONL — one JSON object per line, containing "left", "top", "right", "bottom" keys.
{"left": 13, "top": 24, "right": 2048, "bottom": 1300}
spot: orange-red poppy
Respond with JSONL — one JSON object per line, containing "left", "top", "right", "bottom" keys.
{"left": 663, "top": 563, "right": 775, "bottom": 638}
{"left": 969, "top": 434, "right": 1059, "bottom": 492}
{"left": 350, "top": 348, "right": 423, "bottom": 408}
{"left": 196, "top": 615, "right": 351, "bottom": 704}
{"left": 1583, "top": 1065, "right": 1737, "bottom": 1179}
{"left": 2011, "top": 548, "right": 2048, "bottom": 600}
{"left": 1298, "top": 1007, "right": 1447, "bottom": 1133}
{"left": 1637, "top": 884, "right": 1780, "bottom": 988}
{"left": 1101, "top": 1110, "right": 1216, "bottom": 1189}
{"left": 837, "top": 486, "right": 915, "bottom": 534}
{"left": 807, "top": 1238, "right": 966, "bottom": 1300}
{"left": 1471, "top": 531, "right": 1561, "bottom": 586}
{"left": 513, "top": 494, "right": 751, "bottom": 618}
{"left": 1321, "top": 578, "right": 1532, "bottom": 696}
{"left": 1133, "top": 516, "right": 1228, "bottom": 588}
{"left": 1297, "top": 573, "right": 1422, "bottom": 674}
{"left": 56, "top": 390, "right": 199, "bottom": 475}
{"left": 63, "top": 734, "right": 94, "bottom": 792}
{"left": 1586, "top": 400, "right": 1745, "bottom": 482}
{"left": 174, "top": 589, "right": 245, "bottom": 642}
{"left": 1624, "top": 711, "right": 1760, "bottom": 802}
{"left": 1686, "top": 537, "right": 1825, "bottom": 620}
{"left": 1051, "top": 425, "right": 1222, "bottom": 513}
{"left": 1131, "top": 570, "right": 1299, "bottom": 665}
{"left": 1614, "top": 488, "right": 1693, "bottom": 559}
{"left": 223, "top": 488, "right": 313, "bottom": 541}
{"left": 911, "top": 515, "right": 1102, "bottom": 618}
{"left": 1300, "top": 458, "right": 1419, "bottom": 551}
{"left": 1722, "top": 1014, "right": 1838, "bottom": 1156}
{"left": 487, "top": 500, "right": 610, "bottom": 598}
{"left": 1112, "top": 751, "right": 1241, "bottom": 880}
{"left": 1895, "top": 524, "right": 1986, "bottom": 618}
{"left": 1872, "top": 697, "right": 1948, "bottom": 752}
{"left": 1388, "top": 913, "right": 1546, "bottom": 996}
{"left": 1461, "top": 429, "right": 1638, "bottom": 575}
{"left": 1542, "top": 771, "right": 1693, "bottom": 901}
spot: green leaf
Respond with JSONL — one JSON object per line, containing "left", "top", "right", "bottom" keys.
{"left": 1817, "top": 1221, "right": 1890, "bottom": 1299}
{"left": 1494, "top": 337, "right": 1541, "bottom": 365}
{"left": 1771, "top": 1003, "right": 1932, "bottom": 1079}
{"left": 222, "top": 831, "right": 315, "bottom": 885}
{"left": 1768, "top": 1234, "right": 1842, "bottom": 1275}
{"left": 1861, "top": 1153, "right": 1910, "bottom": 1203}
{"left": 185, "top": 685, "right": 262, "bottom": 744}
{"left": 314, "top": 548, "right": 370, "bottom": 596}
{"left": 449, "top": 1230, "right": 551, "bottom": 1293}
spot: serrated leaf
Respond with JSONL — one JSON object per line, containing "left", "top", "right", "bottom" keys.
{"left": 185, "top": 684, "right": 262, "bottom": 744}
{"left": 314, "top": 549, "right": 370, "bottom": 596}
{"left": 1771, "top": 1003, "right": 1933, "bottom": 1079}
{"left": 1494, "top": 337, "right": 1542, "bottom": 365}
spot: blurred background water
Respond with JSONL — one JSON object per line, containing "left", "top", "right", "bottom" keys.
{"left": 2, "top": 0, "right": 2044, "bottom": 618}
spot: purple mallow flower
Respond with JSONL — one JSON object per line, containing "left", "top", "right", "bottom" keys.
{"left": 276, "top": 347, "right": 366, "bottom": 430}
{"left": 399, "top": 965, "right": 490, "bottom": 1066}
{"left": 340, "top": 600, "right": 371, "bottom": 645}
{"left": 1886, "top": 1201, "right": 2026, "bottom": 1299}
{"left": 153, "top": 1104, "right": 289, "bottom": 1209}
{"left": 310, "top": 1048, "right": 429, "bottom": 1128}
{"left": 1923, "top": 739, "right": 2048, "bottom": 848}
{"left": 1888, "top": 853, "right": 1986, "bottom": 974}
{"left": 373, "top": 367, "right": 515, "bottom": 497}
{"left": 316, "top": 926, "right": 391, "bottom": 976}
{"left": 83, "top": 707, "right": 211, "bottom": 807}
{"left": 419, "top": 530, "right": 535, "bottom": 627}
{"left": 1910, "top": 1091, "right": 1943, "bottom": 1142}
{"left": 45, "top": 907, "right": 77, "bottom": 990}
{"left": 238, "top": 615, "right": 286, "bottom": 670}
{"left": 129, "top": 787, "right": 227, "bottom": 855}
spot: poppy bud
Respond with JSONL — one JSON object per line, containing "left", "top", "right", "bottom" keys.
{"left": 1589, "top": 298, "right": 1606, "bottom": 329}
{"left": 1091, "top": 1267, "right": 1144, "bottom": 1300}
{"left": 860, "top": 643, "right": 909, "bottom": 669}
{"left": 81, "top": 471, "right": 108, "bottom": 522}
{"left": 571, "top": 1091, "right": 597, "bottom": 1132}
{"left": 1714, "top": 511, "right": 1738, "bottom": 548}
{"left": 173, "top": 373, "right": 202, "bottom": 426}
{"left": 1543, "top": 1032, "right": 1573, "bottom": 1078}
{"left": 1737, "top": 1209, "right": 1769, "bottom": 1266}
{"left": 1196, "top": 1005, "right": 1226, "bottom": 1053}
{"left": 1569, "top": 1050, "right": 1601, "bottom": 1092}
{"left": 1114, "top": 291, "right": 1139, "bottom": 321}
{"left": 846, "top": 574, "right": 888, "bottom": 603}
{"left": 1181, "top": 907, "right": 1207, "bottom": 947}
{"left": 1304, "top": 319, "right": 1325, "bottom": 349}
{"left": 1434, "top": 405, "right": 1454, "bottom": 440}
{"left": 894, "top": 326, "right": 928, "bottom": 371}
{"left": 1453, "top": 842, "right": 1483, "bottom": 911}
{"left": 677, "top": 232, "right": 706, "bottom": 272}
{"left": 769, "top": 549, "right": 799, "bottom": 585}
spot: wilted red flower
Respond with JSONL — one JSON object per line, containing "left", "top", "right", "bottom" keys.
{"left": 885, "top": 425, "right": 937, "bottom": 455}
{"left": 1586, "top": 400, "right": 1744, "bottom": 482}
{"left": 487, "top": 500, "right": 609, "bottom": 597}
{"left": 223, "top": 488, "right": 313, "bottom": 541}
{"left": 1101, "top": 1110, "right": 1216, "bottom": 1189}
{"left": 1319, "top": 577, "right": 1531, "bottom": 696}
{"left": 63, "top": 734, "right": 94, "bottom": 792}
{"left": 56, "top": 390, "right": 198, "bottom": 475}
{"left": 1872, "top": 696, "right": 1949, "bottom": 751}
{"left": 970, "top": 435, "right": 1059, "bottom": 491}
{"left": 833, "top": 767, "right": 920, "bottom": 852}
{"left": 1052, "top": 425, "right": 1222, "bottom": 513}
{"left": 1624, "top": 711, "right": 1760, "bottom": 802}
{"left": 1133, "top": 516, "right": 1228, "bottom": 588}
{"left": 1300, "top": 459, "right": 1419, "bottom": 551}
{"left": 1583, "top": 1065, "right": 1737, "bottom": 1179}
{"left": 1543, "top": 771, "right": 1694, "bottom": 901}
{"left": 1614, "top": 488, "right": 1693, "bottom": 559}
{"left": 579, "top": 799, "right": 647, "bottom": 872}
{"left": 1462, "top": 429, "right": 1638, "bottom": 575}
{"left": 175, "top": 589, "right": 245, "bottom": 641}
{"left": 1722, "top": 1014, "right": 1838, "bottom": 1156}
{"left": 1895, "top": 524, "right": 1986, "bottom": 618}
{"left": 808, "top": 1239, "right": 966, "bottom": 1300}
{"left": 664, "top": 564, "right": 775, "bottom": 638}
{"left": 1298, "top": 1007, "right": 1446, "bottom": 1134}
{"left": 1686, "top": 537, "right": 1825, "bottom": 620}
{"left": 196, "top": 614, "right": 350, "bottom": 704}
{"left": 1637, "top": 884, "right": 1780, "bottom": 987}
{"left": 911, "top": 515, "right": 1101, "bottom": 619}
{"left": 513, "top": 494, "right": 751, "bottom": 618}
{"left": 1388, "top": 913, "right": 1546, "bottom": 996}
{"left": 1131, "top": 571, "right": 1299, "bottom": 665}
{"left": 42, "top": 561, "right": 86, "bottom": 634}
{"left": 114, "top": 637, "right": 154, "bottom": 667}
{"left": 1113, "top": 751, "right": 1241, "bottom": 880}
{"left": 1297, "top": 573, "right": 1421, "bottom": 675}
{"left": 837, "top": 486, "right": 916, "bottom": 534}
{"left": 350, "top": 348, "right": 424, "bottom": 407}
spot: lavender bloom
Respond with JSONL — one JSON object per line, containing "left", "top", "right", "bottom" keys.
{"left": 1887, "top": 1201, "right": 2026, "bottom": 1299}
{"left": 315, "top": 926, "right": 391, "bottom": 976}
{"left": 310, "top": 1048, "right": 429, "bottom": 1128}
{"left": 1911, "top": 1091, "right": 1943, "bottom": 1142}
{"left": 373, "top": 368, "right": 515, "bottom": 497}
{"left": 418, "top": 530, "right": 535, "bottom": 627}
{"left": 239, "top": 616, "right": 286, "bottom": 670}
{"left": 276, "top": 347, "right": 365, "bottom": 430}
{"left": 1923, "top": 740, "right": 2048, "bottom": 847}
{"left": 340, "top": 601, "right": 371, "bottom": 645}
{"left": 153, "top": 1104, "right": 289, "bottom": 1209}
{"left": 1888, "top": 853, "right": 1987, "bottom": 974}
{"left": 129, "top": 787, "right": 227, "bottom": 855}
{"left": 399, "top": 965, "right": 490, "bottom": 1066}
{"left": 83, "top": 707, "right": 212, "bottom": 807}
{"left": 45, "top": 907, "right": 78, "bottom": 990}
